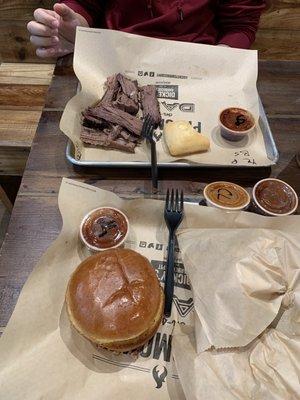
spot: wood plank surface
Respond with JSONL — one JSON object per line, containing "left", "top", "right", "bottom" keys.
{"left": 0, "top": 185, "right": 13, "bottom": 212}
{"left": 0, "top": 62, "right": 54, "bottom": 175}
{"left": 0, "top": 110, "right": 41, "bottom": 147}
{"left": 0, "top": 63, "right": 54, "bottom": 85}
{"left": 0, "top": 59, "right": 299, "bottom": 328}
{"left": 257, "top": 61, "right": 300, "bottom": 115}
{"left": 259, "top": 0, "right": 300, "bottom": 30}
{"left": 0, "top": 1, "right": 55, "bottom": 63}
{"left": 253, "top": 29, "right": 300, "bottom": 60}
{"left": 0, "top": 147, "right": 29, "bottom": 176}
{"left": 0, "top": 84, "right": 49, "bottom": 109}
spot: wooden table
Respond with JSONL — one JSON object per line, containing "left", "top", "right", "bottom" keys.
{"left": 0, "top": 58, "right": 299, "bottom": 334}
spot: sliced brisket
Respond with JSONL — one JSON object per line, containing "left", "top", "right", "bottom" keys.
{"left": 88, "top": 104, "right": 143, "bottom": 136}
{"left": 140, "top": 85, "right": 161, "bottom": 126}
{"left": 80, "top": 126, "right": 136, "bottom": 153}
{"left": 116, "top": 73, "right": 139, "bottom": 104}
{"left": 113, "top": 91, "right": 139, "bottom": 115}
{"left": 100, "top": 75, "right": 120, "bottom": 104}
{"left": 81, "top": 74, "right": 160, "bottom": 154}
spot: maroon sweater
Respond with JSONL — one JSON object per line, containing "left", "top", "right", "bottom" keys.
{"left": 61, "top": 0, "right": 265, "bottom": 49}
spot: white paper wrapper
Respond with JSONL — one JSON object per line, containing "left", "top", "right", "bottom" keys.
{"left": 60, "top": 27, "right": 272, "bottom": 167}
{"left": 177, "top": 228, "right": 300, "bottom": 351}
{"left": 173, "top": 327, "right": 300, "bottom": 400}
{"left": 173, "top": 209, "right": 300, "bottom": 400}
{"left": 0, "top": 179, "right": 191, "bottom": 400}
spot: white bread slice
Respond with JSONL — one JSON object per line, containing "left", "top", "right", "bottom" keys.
{"left": 164, "top": 120, "right": 210, "bottom": 156}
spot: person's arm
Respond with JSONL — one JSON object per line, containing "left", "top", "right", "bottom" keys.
{"left": 217, "top": 0, "right": 266, "bottom": 49}
{"left": 59, "top": 1, "right": 103, "bottom": 27}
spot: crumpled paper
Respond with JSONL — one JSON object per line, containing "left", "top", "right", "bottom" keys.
{"left": 173, "top": 327, "right": 300, "bottom": 400}
{"left": 173, "top": 213, "right": 300, "bottom": 400}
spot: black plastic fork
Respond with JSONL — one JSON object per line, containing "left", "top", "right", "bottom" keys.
{"left": 141, "top": 114, "right": 158, "bottom": 190}
{"left": 164, "top": 189, "right": 184, "bottom": 317}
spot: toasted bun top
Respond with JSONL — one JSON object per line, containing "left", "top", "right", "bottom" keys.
{"left": 66, "top": 249, "right": 162, "bottom": 345}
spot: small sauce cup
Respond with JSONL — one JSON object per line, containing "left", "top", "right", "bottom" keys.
{"left": 219, "top": 107, "right": 256, "bottom": 141}
{"left": 204, "top": 181, "right": 250, "bottom": 211}
{"left": 80, "top": 207, "right": 129, "bottom": 251}
{"left": 253, "top": 178, "right": 298, "bottom": 216}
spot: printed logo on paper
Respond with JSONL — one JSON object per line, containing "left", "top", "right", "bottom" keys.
{"left": 161, "top": 101, "right": 179, "bottom": 112}
{"left": 156, "top": 85, "right": 179, "bottom": 100}
{"left": 161, "top": 102, "right": 195, "bottom": 113}
{"left": 138, "top": 70, "right": 155, "bottom": 77}
{"left": 173, "top": 295, "right": 194, "bottom": 317}
{"left": 152, "top": 365, "right": 168, "bottom": 389}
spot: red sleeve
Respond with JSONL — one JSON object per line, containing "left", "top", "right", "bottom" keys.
{"left": 217, "top": 1, "right": 266, "bottom": 49}
{"left": 59, "top": 1, "right": 103, "bottom": 27}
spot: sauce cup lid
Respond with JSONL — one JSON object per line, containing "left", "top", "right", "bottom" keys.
{"left": 253, "top": 178, "right": 298, "bottom": 216}
{"left": 80, "top": 207, "right": 129, "bottom": 251}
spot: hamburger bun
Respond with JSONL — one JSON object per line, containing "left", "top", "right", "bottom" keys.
{"left": 66, "top": 248, "right": 164, "bottom": 352}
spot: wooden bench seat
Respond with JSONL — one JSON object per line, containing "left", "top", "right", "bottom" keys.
{"left": 0, "top": 63, "right": 54, "bottom": 176}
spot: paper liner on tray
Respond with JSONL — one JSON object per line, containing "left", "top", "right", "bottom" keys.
{"left": 0, "top": 178, "right": 299, "bottom": 400}
{"left": 0, "top": 179, "right": 191, "bottom": 400}
{"left": 60, "top": 27, "right": 274, "bottom": 166}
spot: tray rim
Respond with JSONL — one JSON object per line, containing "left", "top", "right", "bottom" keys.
{"left": 65, "top": 96, "right": 279, "bottom": 168}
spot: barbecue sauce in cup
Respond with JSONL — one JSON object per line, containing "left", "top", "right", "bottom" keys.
{"left": 204, "top": 181, "right": 250, "bottom": 210}
{"left": 253, "top": 179, "right": 298, "bottom": 216}
{"left": 219, "top": 107, "right": 255, "bottom": 141}
{"left": 80, "top": 207, "right": 129, "bottom": 251}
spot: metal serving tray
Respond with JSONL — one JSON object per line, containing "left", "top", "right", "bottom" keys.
{"left": 66, "top": 97, "right": 279, "bottom": 168}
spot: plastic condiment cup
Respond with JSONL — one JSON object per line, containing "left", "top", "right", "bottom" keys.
{"left": 219, "top": 107, "right": 256, "bottom": 142}
{"left": 252, "top": 178, "right": 298, "bottom": 216}
{"left": 203, "top": 181, "right": 250, "bottom": 211}
{"left": 80, "top": 207, "right": 129, "bottom": 252}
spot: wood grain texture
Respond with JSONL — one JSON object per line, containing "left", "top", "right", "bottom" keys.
{"left": 0, "top": 63, "right": 54, "bottom": 85}
{"left": 253, "top": 29, "right": 300, "bottom": 60}
{"left": 0, "top": 110, "right": 41, "bottom": 147}
{"left": 0, "top": 60, "right": 299, "bottom": 328}
{"left": 0, "top": 185, "right": 13, "bottom": 212}
{"left": 258, "top": 61, "right": 300, "bottom": 115}
{"left": 259, "top": 0, "right": 300, "bottom": 30}
{"left": 0, "top": 84, "right": 48, "bottom": 110}
{"left": 0, "top": 147, "right": 30, "bottom": 176}
{"left": 0, "top": 63, "right": 54, "bottom": 174}
{"left": 0, "top": 1, "right": 55, "bottom": 63}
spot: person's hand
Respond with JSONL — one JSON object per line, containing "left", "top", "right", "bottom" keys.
{"left": 27, "top": 3, "right": 89, "bottom": 58}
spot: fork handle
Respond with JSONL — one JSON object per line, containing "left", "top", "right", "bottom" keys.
{"left": 150, "top": 140, "right": 158, "bottom": 189}
{"left": 164, "top": 232, "right": 175, "bottom": 317}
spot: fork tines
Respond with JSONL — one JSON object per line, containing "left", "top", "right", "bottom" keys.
{"left": 141, "top": 114, "right": 155, "bottom": 140}
{"left": 165, "top": 189, "right": 184, "bottom": 213}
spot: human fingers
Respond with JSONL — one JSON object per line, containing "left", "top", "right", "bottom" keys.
{"left": 27, "top": 20, "right": 58, "bottom": 37}
{"left": 33, "top": 8, "right": 59, "bottom": 29}
{"left": 30, "top": 35, "right": 59, "bottom": 47}
{"left": 36, "top": 46, "right": 57, "bottom": 58}
{"left": 53, "top": 3, "right": 76, "bottom": 22}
